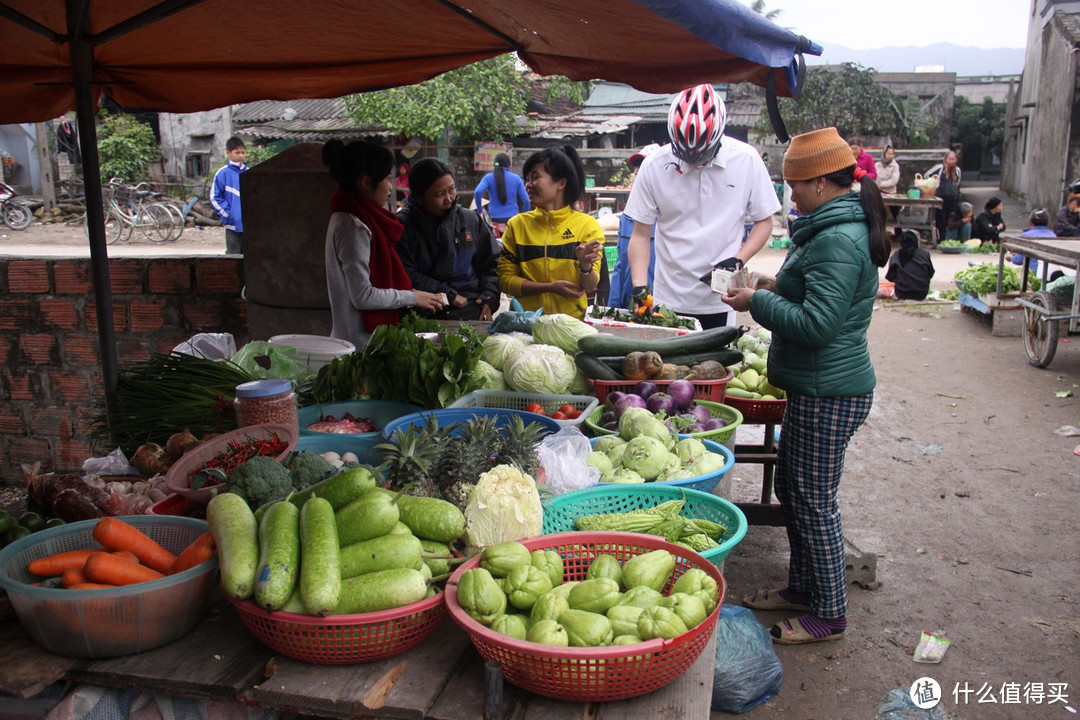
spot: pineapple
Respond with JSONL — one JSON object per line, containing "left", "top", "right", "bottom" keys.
{"left": 376, "top": 421, "right": 443, "bottom": 498}
{"left": 442, "top": 480, "right": 476, "bottom": 512}
{"left": 437, "top": 415, "right": 501, "bottom": 489}
{"left": 497, "top": 416, "right": 544, "bottom": 476}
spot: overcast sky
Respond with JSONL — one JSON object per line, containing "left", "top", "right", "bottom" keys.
{"left": 763, "top": 0, "right": 1031, "bottom": 50}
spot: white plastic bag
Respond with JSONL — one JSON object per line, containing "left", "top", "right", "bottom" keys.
{"left": 172, "top": 332, "right": 237, "bottom": 360}
{"left": 82, "top": 447, "right": 137, "bottom": 476}
{"left": 536, "top": 427, "right": 599, "bottom": 495}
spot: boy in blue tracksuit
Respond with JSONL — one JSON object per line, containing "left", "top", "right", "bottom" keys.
{"left": 212, "top": 137, "right": 248, "bottom": 254}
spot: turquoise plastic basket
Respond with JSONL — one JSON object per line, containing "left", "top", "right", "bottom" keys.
{"left": 381, "top": 407, "right": 561, "bottom": 439}
{"left": 542, "top": 485, "right": 748, "bottom": 565}
{"left": 589, "top": 437, "right": 734, "bottom": 494}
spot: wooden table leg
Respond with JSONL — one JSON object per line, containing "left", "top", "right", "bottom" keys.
{"left": 733, "top": 422, "right": 784, "bottom": 526}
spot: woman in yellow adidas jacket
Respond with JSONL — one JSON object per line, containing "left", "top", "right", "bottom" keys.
{"left": 498, "top": 145, "right": 604, "bottom": 319}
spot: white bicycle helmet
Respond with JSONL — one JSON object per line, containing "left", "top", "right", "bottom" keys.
{"left": 667, "top": 84, "right": 726, "bottom": 165}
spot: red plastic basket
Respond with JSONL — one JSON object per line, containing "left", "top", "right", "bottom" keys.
{"left": 722, "top": 395, "right": 787, "bottom": 423}
{"left": 445, "top": 532, "right": 726, "bottom": 703}
{"left": 227, "top": 591, "right": 446, "bottom": 664}
{"left": 591, "top": 367, "right": 734, "bottom": 404}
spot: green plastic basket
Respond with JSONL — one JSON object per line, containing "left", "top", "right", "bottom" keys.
{"left": 542, "top": 484, "right": 748, "bottom": 566}
{"left": 586, "top": 400, "right": 743, "bottom": 445}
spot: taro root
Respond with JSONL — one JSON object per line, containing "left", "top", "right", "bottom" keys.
{"left": 131, "top": 442, "right": 172, "bottom": 476}
{"left": 165, "top": 429, "right": 200, "bottom": 461}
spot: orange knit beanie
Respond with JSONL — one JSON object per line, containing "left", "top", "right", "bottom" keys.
{"left": 783, "top": 127, "right": 857, "bottom": 182}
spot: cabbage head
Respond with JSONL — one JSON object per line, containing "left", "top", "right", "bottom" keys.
{"left": 531, "top": 313, "right": 598, "bottom": 354}
{"left": 482, "top": 333, "right": 530, "bottom": 371}
{"left": 504, "top": 344, "right": 576, "bottom": 394}
{"left": 473, "top": 360, "right": 506, "bottom": 390}
{"left": 464, "top": 464, "right": 543, "bottom": 548}
{"left": 621, "top": 436, "right": 671, "bottom": 481}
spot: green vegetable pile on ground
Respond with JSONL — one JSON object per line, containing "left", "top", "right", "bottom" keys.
{"left": 456, "top": 539, "right": 720, "bottom": 647}
{"left": 573, "top": 499, "right": 727, "bottom": 553}
{"left": 953, "top": 262, "right": 1041, "bottom": 295}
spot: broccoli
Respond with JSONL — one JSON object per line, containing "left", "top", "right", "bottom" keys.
{"left": 288, "top": 452, "right": 336, "bottom": 490}
{"left": 228, "top": 456, "right": 293, "bottom": 509}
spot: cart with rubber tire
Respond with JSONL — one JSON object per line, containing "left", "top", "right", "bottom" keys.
{"left": 999, "top": 234, "right": 1080, "bottom": 368}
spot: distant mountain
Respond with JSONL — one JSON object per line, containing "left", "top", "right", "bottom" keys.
{"left": 804, "top": 42, "right": 1024, "bottom": 76}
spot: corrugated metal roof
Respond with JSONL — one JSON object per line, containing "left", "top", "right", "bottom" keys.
{"left": 233, "top": 98, "right": 346, "bottom": 123}
{"left": 240, "top": 121, "right": 389, "bottom": 142}
{"left": 527, "top": 113, "right": 643, "bottom": 139}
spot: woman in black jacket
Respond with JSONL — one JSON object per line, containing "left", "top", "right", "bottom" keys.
{"left": 886, "top": 230, "right": 935, "bottom": 300}
{"left": 973, "top": 196, "right": 1006, "bottom": 243}
{"left": 397, "top": 158, "right": 500, "bottom": 320}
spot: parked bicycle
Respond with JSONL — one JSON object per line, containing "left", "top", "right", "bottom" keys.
{"left": 0, "top": 181, "right": 33, "bottom": 230}
{"left": 85, "top": 179, "right": 185, "bottom": 244}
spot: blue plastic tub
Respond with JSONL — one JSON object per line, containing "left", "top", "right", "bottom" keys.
{"left": 589, "top": 437, "right": 734, "bottom": 494}
{"left": 381, "top": 407, "right": 562, "bottom": 440}
{"left": 297, "top": 400, "right": 421, "bottom": 437}
{"left": 293, "top": 434, "right": 386, "bottom": 466}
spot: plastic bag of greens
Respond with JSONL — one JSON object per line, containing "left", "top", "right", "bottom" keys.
{"left": 488, "top": 299, "right": 544, "bottom": 335}
{"left": 231, "top": 341, "right": 312, "bottom": 381}
{"left": 874, "top": 687, "right": 952, "bottom": 719}
{"left": 711, "top": 605, "right": 783, "bottom": 713}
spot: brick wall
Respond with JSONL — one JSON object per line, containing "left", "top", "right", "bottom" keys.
{"left": 0, "top": 257, "right": 247, "bottom": 482}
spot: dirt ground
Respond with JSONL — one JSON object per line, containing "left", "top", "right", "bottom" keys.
{"left": 3, "top": 189, "right": 1078, "bottom": 718}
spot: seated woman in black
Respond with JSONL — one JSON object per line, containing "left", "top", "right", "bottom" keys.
{"left": 885, "top": 229, "right": 935, "bottom": 300}
{"left": 397, "top": 158, "right": 500, "bottom": 321}
{"left": 973, "top": 196, "right": 1007, "bottom": 243}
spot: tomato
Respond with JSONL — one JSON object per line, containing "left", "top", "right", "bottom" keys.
{"left": 566, "top": 409, "right": 581, "bottom": 419}
{"left": 525, "top": 403, "right": 546, "bottom": 415}
{"left": 551, "top": 411, "right": 568, "bottom": 420}
{"left": 558, "top": 404, "right": 576, "bottom": 416}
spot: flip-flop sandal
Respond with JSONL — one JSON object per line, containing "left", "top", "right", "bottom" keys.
{"left": 770, "top": 617, "right": 844, "bottom": 645}
{"left": 742, "top": 588, "right": 812, "bottom": 612}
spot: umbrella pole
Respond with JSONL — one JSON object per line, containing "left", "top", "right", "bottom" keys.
{"left": 68, "top": 1, "right": 120, "bottom": 422}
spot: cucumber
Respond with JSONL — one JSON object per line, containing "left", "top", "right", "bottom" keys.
{"left": 255, "top": 500, "right": 301, "bottom": 611}
{"left": 575, "top": 352, "right": 623, "bottom": 381}
{"left": 300, "top": 497, "right": 341, "bottom": 616}
{"left": 336, "top": 492, "right": 401, "bottom": 546}
{"left": 339, "top": 534, "right": 422, "bottom": 579}
{"left": 578, "top": 325, "right": 741, "bottom": 357}
{"left": 281, "top": 587, "right": 312, "bottom": 614}
{"left": 207, "top": 493, "right": 259, "bottom": 601}
{"left": 419, "top": 539, "right": 453, "bottom": 576}
{"left": 388, "top": 522, "right": 413, "bottom": 536}
{"left": 662, "top": 349, "right": 744, "bottom": 368}
{"left": 374, "top": 490, "right": 465, "bottom": 543}
{"left": 253, "top": 467, "right": 377, "bottom": 526}
{"left": 334, "top": 568, "right": 428, "bottom": 614}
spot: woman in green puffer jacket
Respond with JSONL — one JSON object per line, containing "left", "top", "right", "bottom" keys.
{"left": 723, "top": 127, "right": 891, "bottom": 646}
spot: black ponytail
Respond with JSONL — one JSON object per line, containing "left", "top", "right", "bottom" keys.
{"left": 494, "top": 153, "right": 510, "bottom": 205}
{"left": 523, "top": 144, "right": 586, "bottom": 207}
{"left": 823, "top": 164, "right": 889, "bottom": 268}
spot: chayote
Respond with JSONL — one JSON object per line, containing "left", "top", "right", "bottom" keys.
{"left": 480, "top": 541, "right": 532, "bottom": 578}
{"left": 567, "top": 577, "right": 621, "bottom": 614}
{"left": 622, "top": 549, "right": 676, "bottom": 593}
{"left": 530, "top": 590, "right": 571, "bottom": 626}
{"left": 606, "top": 604, "right": 645, "bottom": 637}
{"left": 558, "top": 609, "right": 614, "bottom": 647}
{"left": 637, "top": 605, "right": 688, "bottom": 640}
{"left": 548, "top": 581, "right": 578, "bottom": 601}
{"left": 491, "top": 613, "right": 529, "bottom": 640}
{"left": 526, "top": 618, "right": 569, "bottom": 646}
{"left": 612, "top": 634, "right": 644, "bottom": 646}
{"left": 530, "top": 549, "right": 564, "bottom": 588}
{"left": 505, "top": 564, "right": 553, "bottom": 611}
{"left": 659, "top": 592, "right": 708, "bottom": 629}
{"left": 585, "top": 554, "right": 623, "bottom": 589}
{"left": 457, "top": 567, "right": 507, "bottom": 626}
{"left": 671, "top": 568, "right": 719, "bottom": 613}
{"left": 612, "top": 585, "right": 664, "bottom": 609}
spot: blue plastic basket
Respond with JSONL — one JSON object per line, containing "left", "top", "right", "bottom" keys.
{"left": 542, "top": 484, "right": 748, "bottom": 565}
{"left": 381, "top": 407, "right": 562, "bottom": 440}
{"left": 297, "top": 400, "right": 421, "bottom": 438}
{"left": 589, "top": 437, "right": 734, "bottom": 494}
{"left": 293, "top": 434, "right": 387, "bottom": 466}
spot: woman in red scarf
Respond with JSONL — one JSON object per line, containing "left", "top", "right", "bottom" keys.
{"left": 322, "top": 140, "right": 445, "bottom": 348}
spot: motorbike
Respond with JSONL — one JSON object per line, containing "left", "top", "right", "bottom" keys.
{"left": 0, "top": 182, "right": 32, "bottom": 230}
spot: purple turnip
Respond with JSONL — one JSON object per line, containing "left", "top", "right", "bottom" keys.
{"left": 613, "top": 393, "right": 647, "bottom": 418}
{"left": 634, "top": 381, "right": 659, "bottom": 400}
{"left": 666, "top": 379, "right": 696, "bottom": 411}
{"left": 688, "top": 404, "right": 712, "bottom": 425}
{"left": 646, "top": 392, "right": 678, "bottom": 416}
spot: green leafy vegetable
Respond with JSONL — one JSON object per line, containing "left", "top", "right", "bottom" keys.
{"left": 953, "top": 263, "right": 1041, "bottom": 295}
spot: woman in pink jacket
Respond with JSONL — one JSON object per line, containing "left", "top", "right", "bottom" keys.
{"left": 848, "top": 137, "right": 877, "bottom": 180}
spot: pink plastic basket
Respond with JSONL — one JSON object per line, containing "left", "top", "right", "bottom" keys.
{"left": 227, "top": 591, "right": 446, "bottom": 664}
{"left": 591, "top": 367, "right": 734, "bottom": 404}
{"left": 445, "top": 531, "right": 726, "bottom": 703}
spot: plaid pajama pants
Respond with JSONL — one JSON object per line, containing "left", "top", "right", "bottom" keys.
{"left": 774, "top": 391, "right": 873, "bottom": 619}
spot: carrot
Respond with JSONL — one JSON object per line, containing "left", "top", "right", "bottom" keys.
{"left": 92, "top": 518, "right": 176, "bottom": 573}
{"left": 84, "top": 552, "right": 165, "bottom": 586}
{"left": 28, "top": 549, "right": 97, "bottom": 577}
{"left": 111, "top": 550, "right": 141, "bottom": 564}
{"left": 68, "top": 583, "right": 117, "bottom": 590}
{"left": 167, "top": 533, "right": 216, "bottom": 575}
{"left": 61, "top": 567, "right": 89, "bottom": 588}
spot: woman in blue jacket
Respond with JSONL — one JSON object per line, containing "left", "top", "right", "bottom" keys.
{"left": 472, "top": 153, "right": 529, "bottom": 237}
{"left": 724, "top": 127, "right": 890, "bottom": 645}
